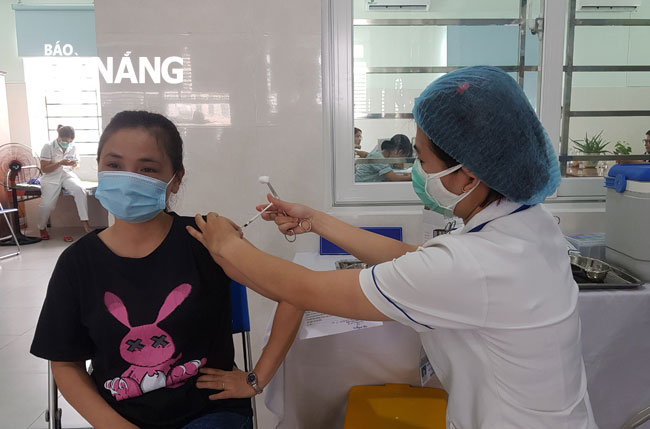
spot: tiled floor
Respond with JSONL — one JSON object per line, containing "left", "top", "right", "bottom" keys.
{"left": 0, "top": 227, "right": 278, "bottom": 429}
{"left": 0, "top": 227, "right": 91, "bottom": 429}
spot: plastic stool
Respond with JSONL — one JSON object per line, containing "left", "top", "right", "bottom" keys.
{"left": 344, "top": 384, "right": 447, "bottom": 429}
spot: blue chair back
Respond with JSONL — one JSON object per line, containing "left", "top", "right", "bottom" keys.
{"left": 231, "top": 280, "right": 251, "bottom": 334}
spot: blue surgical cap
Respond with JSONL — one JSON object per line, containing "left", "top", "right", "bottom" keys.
{"left": 412, "top": 66, "right": 560, "bottom": 205}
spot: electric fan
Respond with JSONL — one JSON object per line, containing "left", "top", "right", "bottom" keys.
{"left": 0, "top": 142, "right": 42, "bottom": 245}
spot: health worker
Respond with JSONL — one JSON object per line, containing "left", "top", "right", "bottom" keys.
{"left": 188, "top": 66, "right": 597, "bottom": 429}
{"left": 38, "top": 125, "right": 91, "bottom": 239}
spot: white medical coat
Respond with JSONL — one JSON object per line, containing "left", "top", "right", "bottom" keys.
{"left": 40, "top": 139, "right": 80, "bottom": 184}
{"left": 359, "top": 199, "right": 597, "bottom": 429}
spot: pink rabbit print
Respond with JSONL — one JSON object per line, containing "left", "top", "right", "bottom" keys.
{"left": 103, "top": 283, "right": 207, "bottom": 401}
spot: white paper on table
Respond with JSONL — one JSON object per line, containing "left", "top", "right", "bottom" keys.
{"left": 419, "top": 345, "right": 435, "bottom": 386}
{"left": 298, "top": 311, "right": 383, "bottom": 340}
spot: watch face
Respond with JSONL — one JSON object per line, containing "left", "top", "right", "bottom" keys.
{"left": 247, "top": 373, "right": 256, "bottom": 384}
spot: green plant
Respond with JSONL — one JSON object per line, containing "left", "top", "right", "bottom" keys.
{"left": 613, "top": 141, "right": 632, "bottom": 155}
{"left": 571, "top": 131, "right": 610, "bottom": 154}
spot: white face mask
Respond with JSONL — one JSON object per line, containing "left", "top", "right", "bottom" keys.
{"left": 413, "top": 159, "right": 480, "bottom": 216}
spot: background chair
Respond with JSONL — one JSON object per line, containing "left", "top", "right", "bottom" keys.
{"left": 621, "top": 404, "right": 650, "bottom": 429}
{"left": 45, "top": 280, "right": 258, "bottom": 429}
{"left": 343, "top": 384, "right": 447, "bottom": 429}
{"left": 0, "top": 142, "right": 42, "bottom": 245}
{"left": 0, "top": 200, "right": 20, "bottom": 259}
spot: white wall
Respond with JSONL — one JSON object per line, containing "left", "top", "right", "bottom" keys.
{"left": 0, "top": 73, "right": 9, "bottom": 143}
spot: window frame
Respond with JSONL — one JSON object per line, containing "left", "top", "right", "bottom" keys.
{"left": 326, "top": 0, "right": 616, "bottom": 206}
{"left": 556, "top": 0, "right": 650, "bottom": 198}
{"left": 23, "top": 57, "right": 102, "bottom": 157}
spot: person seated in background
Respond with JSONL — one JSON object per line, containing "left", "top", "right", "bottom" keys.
{"left": 38, "top": 125, "right": 91, "bottom": 240}
{"left": 355, "top": 134, "right": 412, "bottom": 182}
{"left": 387, "top": 134, "right": 414, "bottom": 169}
{"left": 354, "top": 127, "right": 368, "bottom": 158}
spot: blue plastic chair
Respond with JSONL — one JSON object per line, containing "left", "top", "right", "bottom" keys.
{"left": 230, "top": 280, "right": 258, "bottom": 429}
{"left": 45, "top": 280, "right": 257, "bottom": 429}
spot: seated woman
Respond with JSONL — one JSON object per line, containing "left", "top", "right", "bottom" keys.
{"left": 31, "top": 111, "right": 303, "bottom": 429}
{"left": 386, "top": 134, "right": 413, "bottom": 169}
{"left": 354, "top": 134, "right": 413, "bottom": 182}
{"left": 38, "top": 125, "right": 91, "bottom": 239}
{"left": 353, "top": 127, "right": 368, "bottom": 158}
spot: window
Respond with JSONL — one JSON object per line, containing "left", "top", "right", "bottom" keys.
{"left": 557, "top": 0, "right": 650, "bottom": 198}
{"left": 328, "top": 0, "right": 553, "bottom": 205}
{"left": 23, "top": 57, "right": 102, "bottom": 156}
{"left": 328, "top": 0, "right": 650, "bottom": 205}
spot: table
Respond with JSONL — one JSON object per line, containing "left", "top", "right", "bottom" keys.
{"left": 61, "top": 180, "right": 98, "bottom": 196}
{"left": 55, "top": 181, "right": 108, "bottom": 228}
{"left": 264, "top": 252, "right": 650, "bottom": 429}
{"left": 566, "top": 166, "right": 608, "bottom": 177}
{"left": 579, "top": 286, "right": 650, "bottom": 428}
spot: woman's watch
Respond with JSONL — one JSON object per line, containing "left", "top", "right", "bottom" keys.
{"left": 246, "top": 371, "right": 263, "bottom": 395}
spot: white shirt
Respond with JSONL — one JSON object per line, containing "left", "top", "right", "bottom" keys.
{"left": 359, "top": 200, "right": 597, "bottom": 429}
{"left": 40, "top": 139, "right": 79, "bottom": 183}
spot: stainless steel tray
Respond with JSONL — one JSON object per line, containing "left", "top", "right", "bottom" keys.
{"left": 575, "top": 263, "right": 643, "bottom": 290}
{"left": 335, "top": 259, "right": 368, "bottom": 270}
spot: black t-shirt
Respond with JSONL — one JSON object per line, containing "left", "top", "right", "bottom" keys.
{"left": 31, "top": 213, "right": 251, "bottom": 428}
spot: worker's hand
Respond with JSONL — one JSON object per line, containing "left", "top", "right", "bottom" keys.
{"left": 60, "top": 159, "right": 76, "bottom": 166}
{"left": 186, "top": 213, "right": 243, "bottom": 256}
{"left": 196, "top": 367, "right": 256, "bottom": 400}
{"left": 255, "top": 194, "right": 315, "bottom": 236}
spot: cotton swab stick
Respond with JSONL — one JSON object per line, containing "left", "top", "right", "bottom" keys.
{"left": 258, "top": 176, "right": 280, "bottom": 199}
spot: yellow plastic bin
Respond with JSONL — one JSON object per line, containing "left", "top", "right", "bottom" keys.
{"left": 344, "top": 384, "right": 447, "bottom": 429}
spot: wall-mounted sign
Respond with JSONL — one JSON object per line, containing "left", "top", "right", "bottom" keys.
{"left": 13, "top": 4, "right": 97, "bottom": 57}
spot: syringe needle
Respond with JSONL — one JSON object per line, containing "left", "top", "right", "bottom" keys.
{"left": 242, "top": 202, "right": 274, "bottom": 228}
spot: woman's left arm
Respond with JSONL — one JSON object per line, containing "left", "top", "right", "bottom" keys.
{"left": 252, "top": 301, "right": 303, "bottom": 388}
{"left": 196, "top": 301, "right": 303, "bottom": 399}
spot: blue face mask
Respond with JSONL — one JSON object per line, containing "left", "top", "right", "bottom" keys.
{"left": 95, "top": 171, "right": 175, "bottom": 223}
{"left": 59, "top": 140, "right": 70, "bottom": 149}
